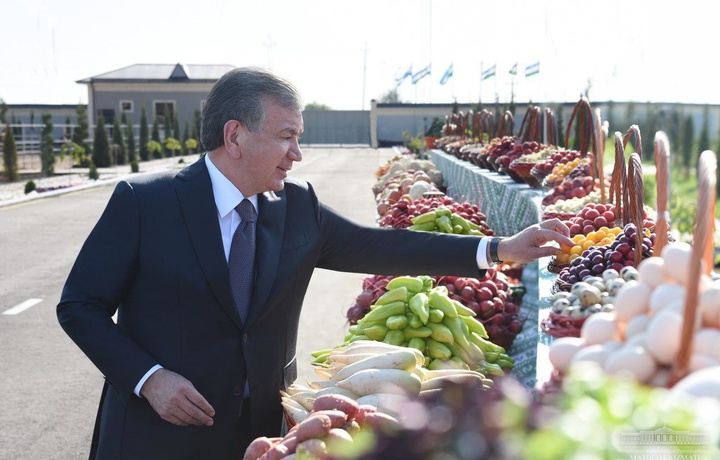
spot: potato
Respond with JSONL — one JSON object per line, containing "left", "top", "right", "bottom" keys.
{"left": 312, "top": 394, "right": 360, "bottom": 419}
{"left": 295, "top": 414, "right": 332, "bottom": 442}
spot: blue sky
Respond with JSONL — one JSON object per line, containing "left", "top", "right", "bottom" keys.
{"left": 0, "top": 0, "right": 715, "bottom": 109}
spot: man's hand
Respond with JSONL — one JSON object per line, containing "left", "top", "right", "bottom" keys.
{"left": 140, "top": 368, "right": 215, "bottom": 427}
{"left": 497, "top": 218, "right": 574, "bottom": 264}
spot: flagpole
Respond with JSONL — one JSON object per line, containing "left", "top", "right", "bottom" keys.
{"left": 479, "top": 62, "right": 483, "bottom": 106}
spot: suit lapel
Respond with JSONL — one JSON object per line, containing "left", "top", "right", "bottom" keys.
{"left": 245, "top": 189, "right": 286, "bottom": 327}
{"left": 175, "top": 158, "right": 244, "bottom": 332}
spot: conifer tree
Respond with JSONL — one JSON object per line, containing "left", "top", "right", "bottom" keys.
{"left": 698, "top": 105, "right": 710, "bottom": 155}
{"left": 73, "top": 104, "right": 91, "bottom": 155}
{"left": 93, "top": 113, "right": 111, "bottom": 167}
{"left": 112, "top": 115, "right": 127, "bottom": 165}
{"left": 173, "top": 114, "right": 181, "bottom": 141}
{"left": 40, "top": 113, "right": 55, "bottom": 175}
{"left": 680, "top": 115, "right": 695, "bottom": 176}
{"left": 139, "top": 107, "right": 149, "bottom": 161}
{"left": 2, "top": 123, "right": 19, "bottom": 181}
{"left": 163, "top": 105, "right": 172, "bottom": 140}
{"left": 151, "top": 116, "right": 162, "bottom": 159}
{"left": 183, "top": 122, "right": 190, "bottom": 155}
{"left": 126, "top": 116, "right": 136, "bottom": 163}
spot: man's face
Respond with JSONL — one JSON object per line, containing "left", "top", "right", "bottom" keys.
{"left": 237, "top": 99, "right": 303, "bottom": 196}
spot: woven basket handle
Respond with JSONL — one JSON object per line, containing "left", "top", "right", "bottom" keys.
{"left": 484, "top": 110, "right": 496, "bottom": 140}
{"left": 496, "top": 110, "right": 514, "bottom": 138}
{"left": 471, "top": 111, "right": 481, "bottom": 140}
{"left": 626, "top": 153, "right": 645, "bottom": 267}
{"left": 564, "top": 98, "right": 595, "bottom": 156}
{"left": 545, "top": 107, "right": 557, "bottom": 147}
{"left": 518, "top": 105, "right": 534, "bottom": 142}
{"left": 609, "top": 132, "right": 628, "bottom": 227}
{"left": 623, "top": 124, "right": 643, "bottom": 160}
{"left": 670, "top": 150, "right": 717, "bottom": 386}
{"left": 594, "top": 108, "right": 607, "bottom": 204}
{"left": 653, "top": 132, "right": 671, "bottom": 254}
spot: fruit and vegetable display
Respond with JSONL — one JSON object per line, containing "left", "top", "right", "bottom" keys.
{"left": 378, "top": 195, "right": 494, "bottom": 236}
{"left": 336, "top": 276, "right": 514, "bottom": 376}
{"left": 347, "top": 269, "right": 524, "bottom": 351}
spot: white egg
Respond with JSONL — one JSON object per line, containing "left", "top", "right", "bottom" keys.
{"left": 614, "top": 282, "right": 652, "bottom": 322}
{"left": 665, "top": 300, "right": 702, "bottom": 331}
{"left": 637, "top": 257, "right": 669, "bottom": 289}
{"left": 626, "top": 332, "right": 647, "bottom": 348}
{"left": 625, "top": 314, "right": 651, "bottom": 339}
{"left": 648, "top": 283, "right": 686, "bottom": 315}
{"left": 604, "top": 345, "right": 657, "bottom": 383}
{"left": 645, "top": 309, "right": 684, "bottom": 366}
{"left": 699, "top": 285, "right": 720, "bottom": 328}
{"left": 603, "top": 340, "right": 624, "bottom": 352}
{"left": 694, "top": 328, "right": 720, "bottom": 361}
{"left": 661, "top": 242, "right": 693, "bottom": 285}
{"left": 548, "top": 337, "right": 585, "bottom": 373}
{"left": 671, "top": 366, "right": 720, "bottom": 402}
{"left": 689, "top": 353, "right": 720, "bottom": 372}
{"left": 572, "top": 344, "right": 614, "bottom": 367}
{"left": 580, "top": 312, "right": 620, "bottom": 346}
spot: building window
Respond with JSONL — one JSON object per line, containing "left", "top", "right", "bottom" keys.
{"left": 154, "top": 101, "right": 176, "bottom": 124}
{"left": 120, "top": 100, "right": 134, "bottom": 113}
{"left": 100, "top": 109, "right": 115, "bottom": 124}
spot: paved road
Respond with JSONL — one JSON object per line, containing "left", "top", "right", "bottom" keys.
{"left": 0, "top": 147, "right": 395, "bottom": 460}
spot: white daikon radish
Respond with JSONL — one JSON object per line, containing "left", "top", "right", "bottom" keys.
{"left": 661, "top": 242, "right": 694, "bottom": 285}
{"left": 637, "top": 257, "right": 669, "bottom": 289}
{"left": 331, "top": 350, "right": 418, "bottom": 382}
{"left": 336, "top": 369, "right": 421, "bottom": 396}
{"left": 356, "top": 393, "right": 411, "bottom": 417}
{"left": 312, "top": 386, "right": 358, "bottom": 400}
{"left": 693, "top": 328, "right": 720, "bottom": 361}
{"left": 604, "top": 345, "right": 657, "bottom": 383}
{"left": 625, "top": 314, "right": 651, "bottom": 339}
{"left": 648, "top": 283, "right": 686, "bottom": 314}
{"left": 548, "top": 337, "right": 585, "bottom": 373}
{"left": 671, "top": 366, "right": 720, "bottom": 402}
{"left": 699, "top": 284, "right": 720, "bottom": 328}
{"left": 645, "top": 309, "right": 683, "bottom": 366}
{"left": 581, "top": 312, "right": 620, "bottom": 345}
{"left": 327, "top": 353, "right": 376, "bottom": 365}
{"left": 281, "top": 400, "right": 309, "bottom": 424}
{"left": 614, "top": 282, "right": 651, "bottom": 322}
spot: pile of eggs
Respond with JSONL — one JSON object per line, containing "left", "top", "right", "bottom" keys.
{"left": 549, "top": 242, "right": 720, "bottom": 389}
{"left": 549, "top": 266, "right": 638, "bottom": 319}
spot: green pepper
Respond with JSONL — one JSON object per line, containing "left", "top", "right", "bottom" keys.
{"left": 385, "top": 315, "right": 409, "bottom": 330}
{"left": 436, "top": 215, "right": 453, "bottom": 233}
{"left": 383, "top": 329, "right": 405, "bottom": 346}
{"left": 407, "top": 337, "right": 426, "bottom": 353}
{"left": 428, "top": 308, "right": 444, "bottom": 323}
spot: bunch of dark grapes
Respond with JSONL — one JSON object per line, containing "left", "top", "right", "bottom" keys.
{"left": 558, "top": 223, "right": 654, "bottom": 284}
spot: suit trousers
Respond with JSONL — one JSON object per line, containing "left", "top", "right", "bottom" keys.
{"left": 231, "top": 398, "right": 253, "bottom": 458}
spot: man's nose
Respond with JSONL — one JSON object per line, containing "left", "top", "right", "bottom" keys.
{"left": 289, "top": 138, "right": 302, "bottom": 162}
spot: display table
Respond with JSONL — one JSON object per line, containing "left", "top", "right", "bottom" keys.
{"left": 429, "top": 150, "right": 551, "bottom": 390}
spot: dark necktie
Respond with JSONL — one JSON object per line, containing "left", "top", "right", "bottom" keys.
{"left": 229, "top": 199, "right": 256, "bottom": 325}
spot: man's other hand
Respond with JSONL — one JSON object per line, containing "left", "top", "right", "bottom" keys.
{"left": 140, "top": 368, "right": 216, "bottom": 427}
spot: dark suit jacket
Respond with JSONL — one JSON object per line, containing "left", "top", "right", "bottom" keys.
{"left": 57, "top": 157, "right": 483, "bottom": 459}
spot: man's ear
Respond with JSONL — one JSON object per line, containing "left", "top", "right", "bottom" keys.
{"left": 223, "top": 120, "right": 246, "bottom": 158}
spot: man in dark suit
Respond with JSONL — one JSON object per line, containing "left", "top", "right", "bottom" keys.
{"left": 57, "top": 67, "right": 572, "bottom": 459}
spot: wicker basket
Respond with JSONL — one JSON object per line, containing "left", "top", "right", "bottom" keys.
{"left": 509, "top": 160, "right": 540, "bottom": 187}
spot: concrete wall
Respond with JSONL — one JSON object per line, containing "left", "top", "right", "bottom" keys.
{"left": 301, "top": 110, "right": 369, "bottom": 145}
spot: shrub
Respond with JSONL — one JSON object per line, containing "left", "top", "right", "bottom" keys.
{"left": 130, "top": 160, "right": 139, "bottom": 173}
{"left": 24, "top": 180, "right": 36, "bottom": 194}
{"left": 88, "top": 161, "right": 99, "bottom": 180}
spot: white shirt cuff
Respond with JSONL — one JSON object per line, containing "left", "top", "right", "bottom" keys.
{"left": 134, "top": 364, "right": 164, "bottom": 398}
{"left": 476, "top": 237, "right": 495, "bottom": 270}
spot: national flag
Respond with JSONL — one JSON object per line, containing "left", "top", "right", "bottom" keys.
{"left": 525, "top": 61, "right": 540, "bottom": 77}
{"left": 395, "top": 65, "right": 413, "bottom": 86}
{"left": 481, "top": 64, "right": 496, "bottom": 80}
{"left": 411, "top": 64, "right": 431, "bottom": 84}
{"left": 509, "top": 63, "right": 517, "bottom": 76}
{"left": 439, "top": 63, "right": 453, "bottom": 85}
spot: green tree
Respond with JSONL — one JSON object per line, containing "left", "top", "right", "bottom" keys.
{"left": 139, "top": 106, "right": 149, "bottom": 161}
{"left": 641, "top": 105, "right": 658, "bottom": 161}
{"left": 40, "top": 113, "right": 55, "bottom": 175}
{"left": 63, "top": 115, "right": 72, "bottom": 142}
{"left": 680, "top": 114, "right": 695, "bottom": 176}
{"left": 193, "top": 110, "right": 201, "bottom": 149}
{"left": 623, "top": 101, "right": 636, "bottom": 132}
{"left": 698, "top": 105, "right": 710, "bottom": 155}
{"left": 173, "top": 114, "right": 181, "bottom": 142}
{"left": 73, "top": 104, "right": 90, "bottom": 155}
{"left": 555, "top": 104, "right": 566, "bottom": 147}
{"left": 667, "top": 109, "right": 682, "bottom": 151}
{"left": 163, "top": 105, "right": 172, "bottom": 140}
{"left": 126, "top": 117, "right": 136, "bottom": 163}
{"left": 164, "top": 137, "right": 182, "bottom": 157}
{"left": 151, "top": 116, "right": 162, "bottom": 158}
{"left": 379, "top": 88, "right": 402, "bottom": 103}
{"left": 146, "top": 140, "right": 163, "bottom": 159}
{"left": 0, "top": 98, "right": 7, "bottom": 124}
{"left": 93, "top": 113, "right": 111, "bottom": 167}
{"left": 185, "top": 138, "right": 198, "bottom": 154}
{"left": 605, "top": 100, "right": 614, "bottom": 135}
{"left": 2, "top": 123, "right": 19, "bottom": 181}
{"left": 112, "top": 115, "right": 127, "bottom": 165}
{"left": 304, "top": 102, "right": 331, "bottom": 110}
{"left": 182, "top": 122, "right": 190, "bottom": 155}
